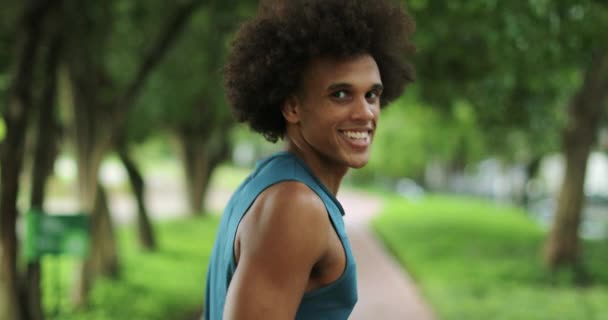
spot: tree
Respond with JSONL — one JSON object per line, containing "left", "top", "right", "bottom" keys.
{"left": 407, "top": 0, "right": 608, "bottom": 270}
{"left": 136, "top": 0, "right": 255, "bottom": 214}
{"left": 25, "top": 17, "right": 62, "bottom": 320}
{"left": 0, "top": 1, "right": 57, "bottom": 319}
{"left": 60, "top": 0, "right": 204, "bottom": 305}
{"left": 544, "top": 51, "right": 608, "bottom": 271}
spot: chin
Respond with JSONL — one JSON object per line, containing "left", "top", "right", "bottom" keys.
{"left": 348, "top": 158, "right": 369, "bottom": 169}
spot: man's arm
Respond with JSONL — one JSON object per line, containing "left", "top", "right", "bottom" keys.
{"left": 223, "top": 181, "right": 329, "bottom": 320}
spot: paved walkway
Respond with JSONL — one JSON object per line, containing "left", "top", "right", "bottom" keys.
{"left": 339, "top": 191, "right": 435, "bottom": 320}
{"left": 46, "top": 180, "right": 435, "bottom": 319}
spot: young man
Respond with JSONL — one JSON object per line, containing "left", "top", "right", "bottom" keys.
{"left": 205, "top": 1, "right": 415, "bottom": 319}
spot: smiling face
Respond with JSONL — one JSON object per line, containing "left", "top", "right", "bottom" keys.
{"left": 282, "top": 54, "right": 382, "bottom": 171}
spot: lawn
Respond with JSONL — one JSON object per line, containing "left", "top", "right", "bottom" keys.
{"left": 373, "top": 194, "right": 608, "bottom": 320}
{"left": 36, "top": 159, "right": 248, "bottom": 319}
{"left": 44, "top": 214, "right": 220, "bottom": 320}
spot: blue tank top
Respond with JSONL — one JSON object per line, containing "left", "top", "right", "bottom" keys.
{"left": 204, "top": 151, "right": 358, "bottom": 320}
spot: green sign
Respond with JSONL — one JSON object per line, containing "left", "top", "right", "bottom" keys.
{"left": 25, "top": 209, "right": 90, "bottom": 262}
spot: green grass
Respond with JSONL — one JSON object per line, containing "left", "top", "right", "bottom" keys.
{"left": 44, "top": 215, "right": 220, "bottom": 320}
{"left": 373, "top": 194, "right": 608, "bottom": 320}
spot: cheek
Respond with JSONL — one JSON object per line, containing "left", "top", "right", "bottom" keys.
{"left": 302, "top": 106, "right": 336, "bottom": 129}
{"left": 371, "top": 107, "right": 380, "bottom": 126}
{"left": 373, "top": 105, "right": 381, "bottom": 118}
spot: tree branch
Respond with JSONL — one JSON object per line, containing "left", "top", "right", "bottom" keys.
{"left": 114, "top": 0, "right": 203, "bottom": 123}
{"left": 6, "top": 0, "right": 56, "bottom": 121}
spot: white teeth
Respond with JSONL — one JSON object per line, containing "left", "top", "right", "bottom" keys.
{"left": 343, "top": 131, "right": 370, "bottom": 139}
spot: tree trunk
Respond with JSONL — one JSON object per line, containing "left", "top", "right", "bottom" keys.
{"left": 25, "top": 26, "right": 62, "bottom": 320}
{"left": 0, "top": 2, "right": 53, "bottom": 319}
{"left": 0, "top": 118, "right": 28, "bottom": 320}
{"left": 179, "top": 133, "right": 210, "bottom": 214}
{"left": 176, "top": 126, "right": 231, "bottom": 215}
{"left": 544, "top": 51, "right": 608, "bottom": 271}
{"left": 89, "top": 184, "right": 120, "bottom": 278}
{"left": 544, "top": 132, "right": 591, "bottom": 269}
{"left": 521, "top": 154, "right": 542, "bottom": 207}
{"left": 71, "top": 182, "right": 121, "bottom": 305}
{"left": 117, "top": 140, "right": 156, "bottom": 251}
{"left": 69, "top": 75, "right": 112, "bottom": 307}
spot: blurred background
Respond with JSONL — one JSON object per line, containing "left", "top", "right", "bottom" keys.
{"left": 1, "top": 0, "right": 607, "bottom": 319}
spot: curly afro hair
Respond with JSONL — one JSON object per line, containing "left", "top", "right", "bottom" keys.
{"left": 224, "top": 0, "right": 416, "bottom": 142}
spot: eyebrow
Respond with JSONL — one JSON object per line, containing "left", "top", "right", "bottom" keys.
{"left": 327, "top": 82, "right": 384, "bottom": 91}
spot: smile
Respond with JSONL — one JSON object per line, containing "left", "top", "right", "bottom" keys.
{"left": 342, "top": 130, "right": 370, "bottom": 140}
{"left": 339, "top": 130, "right": 372, "bottom": 148}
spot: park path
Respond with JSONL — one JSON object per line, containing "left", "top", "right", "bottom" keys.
{"left": 338, "top": 191, "right": 435, "bottom": 320}
{"left": 46, "top": 179, "right": 435, "bottom": 319}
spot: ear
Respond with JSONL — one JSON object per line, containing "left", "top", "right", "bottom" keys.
{"left": 281, "top": 95, "right": 301, "bottom": 124}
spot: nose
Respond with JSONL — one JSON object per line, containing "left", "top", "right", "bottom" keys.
{"left": 351, "top": 96, "right": 377, "bottom": 121}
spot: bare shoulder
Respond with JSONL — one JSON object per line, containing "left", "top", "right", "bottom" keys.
{"left": 225, "top": 181, "right": 332, "bottom": 317}
{"left": 226, "top": 181, "right": 332, "bottom": 318}
{"left": 262, "top": 180, "right": 325, "bottom": 209}
{"left": 237, "top": 180, "right": 329, "bottom": 263}
{"left": 248, "top": 181, "right": 327, "bottom": 231}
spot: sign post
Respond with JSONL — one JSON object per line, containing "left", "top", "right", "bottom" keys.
{"left": 25, "top": 208, "right": 90, "bottom": 261}
{"left": 24, "top": 209, "right": 90, "bottom": 316}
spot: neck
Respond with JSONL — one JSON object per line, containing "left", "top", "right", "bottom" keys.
{"left": 284, "top": 138, "right": 348, "bottom": 196}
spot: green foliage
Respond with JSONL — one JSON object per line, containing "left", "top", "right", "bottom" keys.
{"left": 350, "top": 0, "right": 608, "bottom": 182}
{"left": 407, "top": 0, "right": 608, "bottom": 160}
{"left": 131, "top": 1, "right": 256, "bottom": 142}
{"left": 68, "top": 0, "right": 256, "bottom": 145}
{"left": 0, "top": 1, "right": 20, "bottom": 98}
{"left": 0, "top": 117, "right": 5, "bottom": 141}
{"left": 374, "top": 195, "right": 608, "bottom": 320}
{"left": 105, "top": 0, "right": 195, "bottom": 143}
{"left": 43, "top": 215, "right": 220, "bottom": 320}
{"left": 352, "top": 0, "right": 608, "bottom": 183}
{"left": 355, "top": 93, "right": 486, "bottom": 181}
{"left": 106, "top": 0, "right": 168, "bottom": 88}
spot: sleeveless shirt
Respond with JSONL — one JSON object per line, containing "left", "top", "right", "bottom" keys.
{"left": 204, "top": 151, "right": 358, "bottom": 320}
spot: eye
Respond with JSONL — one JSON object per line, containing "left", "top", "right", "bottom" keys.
{"left": 366, "top": 90, "right": 381, "bottom": 101}
{"left": 331, "top": 90, "right": 349, "bottom": 99}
